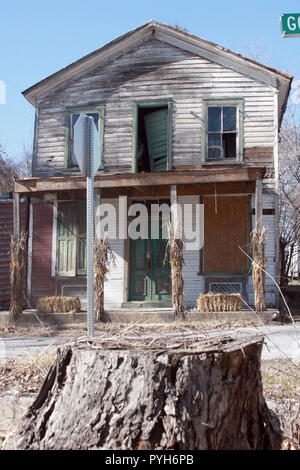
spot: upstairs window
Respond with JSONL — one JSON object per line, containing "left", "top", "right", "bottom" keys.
{"left": 65, "top": 105, "right": 104, "bottom": 170}
{"left": 202, "top": 100, "right": 243, "bottom": 162}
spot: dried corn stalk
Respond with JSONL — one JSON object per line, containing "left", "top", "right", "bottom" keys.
{"left": 250, "top": 225, "right": 267, "bottom": 312}
{"left": 166, "top": 222, "right": 185, "bottom": 319}
{"left": 94, "top": 234, "right": 115, "bottom": 322}
{"left": 9, "top": 231, "right": 28, "bottom": 321}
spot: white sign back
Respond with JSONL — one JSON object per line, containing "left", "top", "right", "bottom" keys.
{"left": 73, "top": 113, "right": 88, "bottom": 175}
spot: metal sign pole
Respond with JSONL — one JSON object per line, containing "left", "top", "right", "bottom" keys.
{"left": 73, "top": 113, "right": 101, "bottom": 337}
{"left": 86, "top": 117, "right": 94, "bottom": 337}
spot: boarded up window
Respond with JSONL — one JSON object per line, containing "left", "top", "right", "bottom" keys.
{"left": 203, "top": 196, "right": 248, "bottom": 272}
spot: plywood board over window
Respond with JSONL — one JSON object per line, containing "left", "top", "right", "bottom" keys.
{"left": 203, "top": 196, "right": 248, "bottom": 273}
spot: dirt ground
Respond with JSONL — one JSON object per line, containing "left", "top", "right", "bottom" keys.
{"left": 0, "top": 318, "right": 299, "bottom": 450}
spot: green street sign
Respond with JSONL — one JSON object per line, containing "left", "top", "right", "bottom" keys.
{"left": 281, "top": 13, "right": 300, "bottom": 37}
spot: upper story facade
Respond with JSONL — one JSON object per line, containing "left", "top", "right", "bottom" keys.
{"left": 23, "top": 21, "right": 292, "bottom": 185}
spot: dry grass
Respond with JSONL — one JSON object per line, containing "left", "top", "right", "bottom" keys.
{"left": 261, "top": 360, "right": 300, "bottom": 450}
{"left": 0, "top": 317, "right": 272, "bottom": 339}
{"left": 0, "top": 351, "right": 56, "bottom": 395}
{"left": 0, "top": 350, "right": 56, "bottom": 449}
{"left": 197, "top": 293, "right": 243, "bottom": 312}
{"left": 36, "top": 296, "right": 81, "bottom": 314}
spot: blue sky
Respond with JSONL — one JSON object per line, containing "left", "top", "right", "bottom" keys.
{"left": 1, "top": 0, "right": 300, "bottom": 161}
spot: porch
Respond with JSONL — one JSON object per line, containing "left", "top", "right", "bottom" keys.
{"left": 13, "top": 165, "right": 272, "bottom": 310}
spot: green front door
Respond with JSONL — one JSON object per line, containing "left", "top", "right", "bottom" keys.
{"left": 128, "top": 213, "right": 171, "bottom": 304}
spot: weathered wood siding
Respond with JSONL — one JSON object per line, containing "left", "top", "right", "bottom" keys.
{"left": 101, "top": 198, "right": 125, "bottom": 309}
{"left": 31, "top": 200, "right": 55, "bottom": 305}
{"left": 179, "top": 195, "right": 203, "bottom": 307}
{"left": 0, "top": 199, "right": 28, "bottom": 310}
{"left": 34, "top": 39, "right": 276, "bottom": 177}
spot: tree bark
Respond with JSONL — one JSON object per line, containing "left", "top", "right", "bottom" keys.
{"left": 11, "top": 336, "right": 282, "bottom": 450}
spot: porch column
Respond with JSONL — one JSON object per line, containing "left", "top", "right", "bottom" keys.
{"left": 13, "top": 192, "right": 20, "bottom": 239}
{"left": 255, "top": 179, "right": 263, "bottom": 229}
{"left": 170, "top": 184, "right": 181, "bottom": 237}
{"left": 169, "top": 184, "right": 185, "bottom": 317}
{"left": 95, "top": 188, "right": 101, "bottom": 243}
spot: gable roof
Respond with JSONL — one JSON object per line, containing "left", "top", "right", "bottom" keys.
{"left": 23, "top": 20, "right": 292, "bottom": 125}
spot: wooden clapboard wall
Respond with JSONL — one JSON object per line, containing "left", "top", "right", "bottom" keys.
{"left": 34, "top": 39, "right": 275, "bottom": 178}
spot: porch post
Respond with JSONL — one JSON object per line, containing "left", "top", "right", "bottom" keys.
{"left": 13, "top": 192, "right": 20, "bottom": 240}
{"left": 95, "top": 188, "right": 101, "bottom": 243}
{"left": 255, "top": 179, "right": 263, "bottom": 230}
{"left": 170, "top": 184, "right": 180, "bottom": 237}
{"left": 169, "top": 184, "right": 185, "bottom": 318}
{"left": 253, "top": 178, "right": 267, "bottom": 311}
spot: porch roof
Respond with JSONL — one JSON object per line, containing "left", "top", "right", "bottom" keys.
{"left": 14, "top": 166, "right": 265, "bottom": 196}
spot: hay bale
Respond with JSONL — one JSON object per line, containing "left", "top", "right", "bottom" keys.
{"left": 197, "top": 293, "right": 243, "bottom": 312}
{"left": 36, "top": 296, "right": 81, "bottom": 314}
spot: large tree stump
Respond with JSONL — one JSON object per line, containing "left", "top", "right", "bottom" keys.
{"left": 11, "top": 335, "right": 281, "bottom": 450}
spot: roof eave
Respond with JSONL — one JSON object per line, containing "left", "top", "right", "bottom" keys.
{"left": 22, "top": 19, "right": 293, "bottom": 125}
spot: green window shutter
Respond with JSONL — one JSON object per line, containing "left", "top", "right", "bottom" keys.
{"left": 76, "top": 201, "right": 87, "bottom": 275}
{"left": 56, "top": 201, "right": 86, "bottom": 277}
{"left": 144, "top": 108, "right": 168, "bottom": 172}
{"left": 57, "top": 203, "right": 77, "bottom": 276}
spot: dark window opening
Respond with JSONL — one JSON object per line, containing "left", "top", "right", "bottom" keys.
{"left": 136, "top": 105, "right": 168, "bottom": 172}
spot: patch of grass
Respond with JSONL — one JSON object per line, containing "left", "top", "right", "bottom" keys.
{"left": 261, "top": 360, "right": 300, "bottom": 401}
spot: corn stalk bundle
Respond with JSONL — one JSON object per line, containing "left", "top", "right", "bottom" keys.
{"left": 250, "top": 225, "right": 268, "bottom": 312}
{"left": 9, "top": 231, "right": 28, "bottom": 321}
{"left": 36, "top": 296, "right": 81, "bottom": 313}
{"left": 166, "top": 222, "right": 185, "bottom": 319}
{"left": 94, "top": 234, "right": 115, "bottom": 322}
{"left": 197, "top": 293, "right": 243, "bottom": 312}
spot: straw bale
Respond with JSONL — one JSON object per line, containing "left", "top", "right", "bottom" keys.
{"left": 197, "top": 293, "right": 243, "bottom": 312}
{"left": 36, "top": 296, "right": 81, "bottom": 314}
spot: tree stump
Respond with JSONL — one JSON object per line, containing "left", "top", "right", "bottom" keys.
{"left": 11, "top": 335, "right": 282, "bottom": 450}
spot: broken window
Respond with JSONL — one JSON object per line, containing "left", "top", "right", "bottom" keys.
{"left": 134, "top": 102, "right": 172, "bottom": 172}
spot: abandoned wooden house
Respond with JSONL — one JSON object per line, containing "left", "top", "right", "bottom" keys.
{"left": 13, "top": 20, "right": 292, "bottom": 310}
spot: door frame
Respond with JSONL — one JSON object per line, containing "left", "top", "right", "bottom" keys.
{"left": 132, "top": 100, "right": 173, "bottom": 173}
{"left": 122, "top": 197, "right": 172, "bottom": 308}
